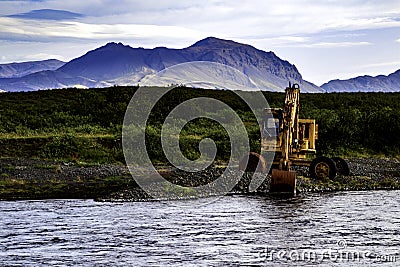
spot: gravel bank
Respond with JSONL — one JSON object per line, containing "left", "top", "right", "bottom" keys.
{"left": 0, "top": 158, "right": 129, "bottom": 181}
{"left": 1, "top": 157, "right": 399, "bottom": 201}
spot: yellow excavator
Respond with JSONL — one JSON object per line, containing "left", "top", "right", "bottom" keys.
{"left": 239, "top": 83, "right": 350, "bottom": 193}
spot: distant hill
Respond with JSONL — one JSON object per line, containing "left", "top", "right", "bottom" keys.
{"left": 0, "top": 59, "right": 65, "bottom": 78}
{"left": 0, "top": 37, "right": 323, "bottom": 92}
{"left": 322, "top": 69, "right": 400, "bottom": 92}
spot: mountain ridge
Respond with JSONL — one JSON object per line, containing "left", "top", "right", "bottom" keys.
{"left": 321, "top": 69, "right": 400, "bottom": 92}
{"left": 0, "top": 37, "right": 323, "bottom": 92}
{"left": 0, "top": 59, "right": 65, "bottom": 79}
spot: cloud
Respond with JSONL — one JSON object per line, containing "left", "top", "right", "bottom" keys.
{"left": 0, "top": 40, "right": 100, "bottom": 64}
{"left": 1, "top": 1, "right": 400, "bottom": 42}
{"left": 0, "top": 17, "right": 209, "bottom": 43}
{"left": 235, "top": 36, "right": 311, "bottom": 50}
{"left": 23, "top": 52, "right": 66, "bottom": 61}
{"left": 301, "top": 41, "right": 372, "bottom": 48}
{"left": 8, "top": 9, "right": 83, "bottom": 20}
{"left": 240, "top": 35, "right": 372, "bottom": 49}
{"left": 397, "top": 38, "right": 400, "bottom": 43}
{"left": 362, "top": 61, "right": 400, "bottom": 69}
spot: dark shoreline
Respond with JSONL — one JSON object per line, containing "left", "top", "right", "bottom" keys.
{"left": 0, "top": 157, "right": 399, "bottom": 201}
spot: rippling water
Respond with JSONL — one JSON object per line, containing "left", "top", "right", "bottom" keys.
{"left": 1, "top": 191, "right": 399, "bottom": 266}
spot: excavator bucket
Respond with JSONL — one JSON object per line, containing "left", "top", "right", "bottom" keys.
{"left": 270, "top": 169, "right": 297, "bottom": 194}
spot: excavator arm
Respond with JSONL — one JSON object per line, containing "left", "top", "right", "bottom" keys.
{"left": 279, "top": 83, "right": 300, "bottom": 170}
{"left": 270, "top": 83, "right": 300, "bottom": 194}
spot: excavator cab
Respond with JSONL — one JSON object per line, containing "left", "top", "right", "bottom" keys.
{"left": 262, "top": 108, "right": 282, "bottom": 153}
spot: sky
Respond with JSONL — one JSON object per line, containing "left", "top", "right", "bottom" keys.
{"left": 0, "top": 0, "right": 399, "bottom": 85}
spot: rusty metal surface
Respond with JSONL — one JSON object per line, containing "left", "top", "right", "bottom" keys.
{"left": 270, "top": 169, "right": 297, "bottom": 194}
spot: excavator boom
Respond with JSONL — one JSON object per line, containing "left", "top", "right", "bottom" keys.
{"left": 271, "top": 83, "right": 300, "bottom": 194}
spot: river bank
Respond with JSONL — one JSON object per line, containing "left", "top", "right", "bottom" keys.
{"left": 0, "top": 157, "right": 399, "bottom": 201}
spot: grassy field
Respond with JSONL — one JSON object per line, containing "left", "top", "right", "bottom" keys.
{"left": 1, "top": 86, "right": 400, "bottom": 164}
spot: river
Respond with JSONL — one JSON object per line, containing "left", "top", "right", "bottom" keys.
{"left": 0, "top": 191, "right": 399, "bottom": 266}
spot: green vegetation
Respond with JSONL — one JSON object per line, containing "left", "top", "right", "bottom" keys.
{"left": 1, "top": 86, "right": 400, "bottom": 164}
{"left": 299, "top": 93, "right": 400, "bottom": 157}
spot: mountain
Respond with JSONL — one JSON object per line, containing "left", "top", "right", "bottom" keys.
{"left": 0, "top": 70, "right": 109, "bottom": 91}
{"left": 321, "top": 69, "right": 400, "bottom": 92}
{"left": 0, "top": 37, "right": 324, "bottom": 92}
{"left": 0, "top": 59, "right": 65, "bottom": 78}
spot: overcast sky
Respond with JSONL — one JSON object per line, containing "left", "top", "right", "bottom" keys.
{"left": 0, "top": 0, "right": 399, "bottom": 85}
